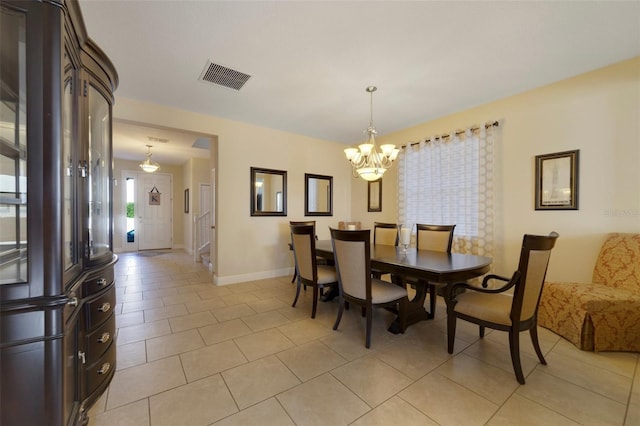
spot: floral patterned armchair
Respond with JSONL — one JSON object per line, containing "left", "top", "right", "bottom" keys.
{"left": 538, "top": 233, "right": 640, "bottom": 352}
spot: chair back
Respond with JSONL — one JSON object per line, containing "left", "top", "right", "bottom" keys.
{"left": 290, "top": 220, "right": 318, "bottom": 241}
{"left": 290, "top": 220, "right": 316, "bottom": 227}
{"left": 290, "top": 224, "right": 318, "bottom": 282}
{"left": 513, "top": 232, "right": 559, "bottom": 322}
{"left": 373, "top": 222, "right": 398, "bottom": 246}
{"left": 330, "top": 228, "right": 371, "bottom": 301}
{"left": 592, "top": 233, "right": 640, "bottom": 293}
{"left": 416, "top": 224, "right": 456, "bottom": 252}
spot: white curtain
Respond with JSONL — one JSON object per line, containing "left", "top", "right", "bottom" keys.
{"left": 397, "top": 123, "right": 499, "bottom": 264}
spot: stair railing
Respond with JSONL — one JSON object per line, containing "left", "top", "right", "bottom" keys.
{"left": 193, "top": 210, "right": 211, "bottom": 262}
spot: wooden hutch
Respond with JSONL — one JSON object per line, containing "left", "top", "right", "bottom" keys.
{"left": 1, "top": 0, "right": 118, "bottom": 424}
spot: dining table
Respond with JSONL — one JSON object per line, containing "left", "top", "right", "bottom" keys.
{"left": 314, "top": 240, "right": 492, "bottom": 333}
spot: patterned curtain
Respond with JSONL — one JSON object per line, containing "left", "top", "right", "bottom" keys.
{"left": 397, "top": 123, "right": 500, "bottom": 271}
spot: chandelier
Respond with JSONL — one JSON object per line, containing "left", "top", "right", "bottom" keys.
{"left": 344, "top": 86, "right": 399, "bottom": 181}
{"left": 139, "top": 144, "right": 160, "bottom": 173}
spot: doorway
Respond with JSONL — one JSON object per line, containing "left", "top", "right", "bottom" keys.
{"left": 137, "top": 173, "right": 172, "bottom": 250}
{"left": 121, "top": 171, "right": 173, "bottom": 251}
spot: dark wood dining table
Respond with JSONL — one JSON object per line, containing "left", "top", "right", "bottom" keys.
{"left": 314, "top": 240, "right": 492, "bottom": 333}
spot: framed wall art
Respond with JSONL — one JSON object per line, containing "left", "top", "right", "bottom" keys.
{"left": 535, "top": 149, "right": 579, "bottom": 210}
{"left": 368, "top": 180, "right": 382, "bottom": 212}
{"left": 149, "top": 186, "right": 161, "bottom": 205}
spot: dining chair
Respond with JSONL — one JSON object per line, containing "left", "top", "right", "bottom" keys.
{"left": 445, "top": 232, "right": 559, "bottom": 384}
{"left": 290, "top": 224, "right": 338, "bottom": 318}
{"left": 412, "top": 224, "right": 456, "bottom": 318}
{"left": 330, "top": 228, "right": 408, "bottom": 348}
{"left": 373, "top": 222, "right": 399, "bottom": 246}
{"left": 372, "top": 222, "right": 399, "bottom": 279}
{"left": 289, "top": 220, "right": 326, "bottom": 283}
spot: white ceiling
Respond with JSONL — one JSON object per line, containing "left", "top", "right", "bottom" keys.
{"left": 77, "top": 0, "right": 640, "bottom": 166}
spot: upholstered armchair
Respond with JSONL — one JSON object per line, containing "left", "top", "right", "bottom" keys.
{"left": 538, "top": 233, "right": 640, "bottom": 352}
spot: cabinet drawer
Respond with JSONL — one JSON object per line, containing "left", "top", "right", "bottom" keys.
{"left": 85, "top": 313, "right": 115, "bottom": 364}
{"left": 85, "top": 288, "right": 116, "bottom": 330}
{"left": 84, "top": 267, "right": 114, "bottom": 296}
{"left": 85, "top": 342, "right": 116, "bottom": 397}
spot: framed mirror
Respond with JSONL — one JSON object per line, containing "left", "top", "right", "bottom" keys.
{"left": 368, "top": 180, "right": 382, "bottom": 212}
{"left": 251, "top": 167, "right": 287, "bottom": 216}
{"left": 305, "top": 173, "right": 333, "bottom": 216}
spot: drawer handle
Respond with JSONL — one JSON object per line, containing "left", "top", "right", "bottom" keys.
{"left": 98, "top": 302, "right": 111, "bottom": 313}
{"left": 98, "top": 363, "right": 111, "bottom": 375}
{"left": 96, "top": 278, "right": 108, "bottom": 286}
{"left": 98, "top": 332, "right": 110, "bottom": 343}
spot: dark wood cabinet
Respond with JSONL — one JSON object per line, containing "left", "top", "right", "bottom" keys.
{"left": 0, "top": 1, "right": 118, "bottom": 424}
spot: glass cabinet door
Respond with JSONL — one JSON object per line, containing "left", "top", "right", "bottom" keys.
{"left": 86, "top": 83, "right": 111, "bottom": 262}
{"left": 0, "top": 5, "right": 28, "bottom": 285}
{"left": 63, "top": 47, "right": 78, "bottom": 275}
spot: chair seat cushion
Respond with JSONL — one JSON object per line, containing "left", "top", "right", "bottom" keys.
{"left": 371, "top": 279, "right": 407, "bottom": 304}
{"left": 317, "top": 265, "right": 338, "bottom": 284}
{"left": 454, "top": 291, "right": 513, "bottom": 326}
{"left": 539, "top": 281, "right": 640, "bottom": 351}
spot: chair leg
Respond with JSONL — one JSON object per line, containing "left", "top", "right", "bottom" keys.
{"left": 479, "top": 325, "right": 485, "bottom": 338}
{"left": 291, "top": 269, "right": 297, "bottom": 283}
{"left": 509, "top": 329, "right": 525, "bottom": 385}
{"left": 529, "top": 325, "right": 547, "bottom": 365}
{"left": 332, "top": 297, "right": 344, "bottom": 330}
{"left": 292, "top": 279, "right": 301, "bottom": 307}
{"left": 365, "top": 306, "right": 372, "bottom": 348}
{"left": 311, "top": 285, "right": 319, "bottom": 319}
{"left": 447, "top": 312, "right": 456, "bottom": 354}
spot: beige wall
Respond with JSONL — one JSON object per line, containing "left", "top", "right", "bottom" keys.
{"left": 112, "top": 99, "right": 352, "bottom": 284}
{"left": 370, "top": 57, "right": 640, "bottom": 282}
{"left": 112, "top": 57, "right": 639, "bottom": 285}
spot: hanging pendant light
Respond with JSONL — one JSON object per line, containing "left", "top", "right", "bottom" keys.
{"left": 139, "top": 144, "right": 160, "bottom": 173}
{"left": 344, "top": 86, "right": 399, "bottom": 181}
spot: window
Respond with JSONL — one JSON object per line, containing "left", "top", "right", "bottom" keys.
{"left": 398, "top": 124, "right": 498, "bottom": 257}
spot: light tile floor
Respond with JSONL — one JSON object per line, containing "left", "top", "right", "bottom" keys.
{"left": 88, "top": 250, "right": 640, "bottom": 426}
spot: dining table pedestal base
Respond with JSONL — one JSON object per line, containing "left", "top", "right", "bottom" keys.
{"left": 388, "top": 276, "right": 431, "bottom": 334}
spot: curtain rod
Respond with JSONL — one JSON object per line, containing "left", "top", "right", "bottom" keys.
{"left": 400, "top": 121, "right": 500, "bottom": 149}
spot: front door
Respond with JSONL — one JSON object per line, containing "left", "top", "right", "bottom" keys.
{"left": 136, "top": 173, "right": 172, "bottom": 250}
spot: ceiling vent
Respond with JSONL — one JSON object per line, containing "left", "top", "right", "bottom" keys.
{"left": 148, "top": 136, "right": 169, "bottom": 143}
{"left": 199, "top": 61, "right": 251, "bottom": 91}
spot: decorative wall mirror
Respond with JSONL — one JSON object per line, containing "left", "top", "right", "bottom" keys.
{"left": 305, "top": 173, "right": 333, "bottom": 216}
{"left": 368, "top": 180, "right": 382, "bottom": 212}
{"left": 250, "top": 167, "right": 287, "bottom": 216}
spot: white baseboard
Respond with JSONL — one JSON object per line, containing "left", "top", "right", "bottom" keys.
{"left": 214, "top": 267, "right": 294, "bottom": 286}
